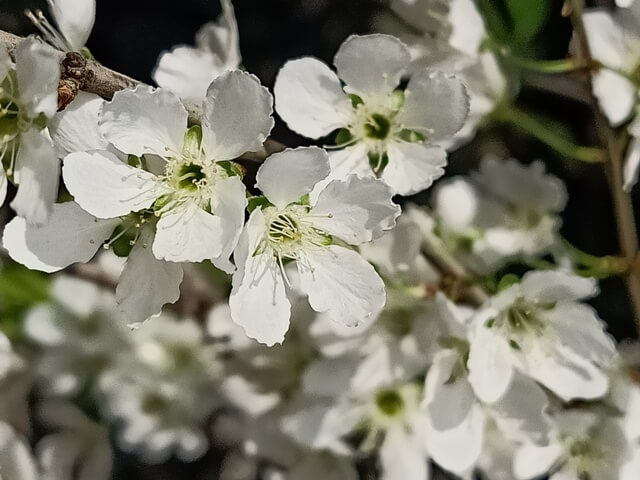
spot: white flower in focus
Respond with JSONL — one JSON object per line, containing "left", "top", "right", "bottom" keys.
{"left": 432, "top": 157, "right": 567, "bottom": 273}
{"left": 99, "top": 315, "right": 220, "bottom": 463}
{"left": 274, "top": 34, "right": 469, "bottom": 195}
{"left": 62, "top": 70, "right": 272, "bottom": 270}
{"left": 36, "top": 400, "right": 112, "bottom": 480}
{"left": 153, "top": 0, "right": 241, "bottom": 103}
{"left": 514, "top": 410, "right": 634, "bottom": 480}
{"left": 468, "top": 270, "right": 616, "bottom": 403}
{"left": 0, "top": 422, "right": 39, "bottom": 480}
{"left": 583, "top": 3, "right": 640, "bottom": 125}
{"left": 27, "top": 0, "right": 96, "bottom": 52}
{"left": 229, "top": 146, "right": 400, "bottom": 346}
{"left": 0, "top": 38, "right": 60, "bottom": 225}
{"left": 23, "top": 276, "right": 130, "bottom": 397}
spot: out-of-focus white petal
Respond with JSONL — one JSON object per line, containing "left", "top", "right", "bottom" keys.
{"left": 379, "top": 427, "right": 428, "bottom": 480}
{"left": 256, "top": 147, "right": 330, "bottom": 209}
{"left": 201, "top": 70, "right": 274, "bottom": 160}
{"left": 274, "top": 57, "right": 352, "bottom": 139}
{"left": 334, "top": 34, "right": 410, "bottom": 100}
{"left": 11, "top": 129, "right": 59, "bottom": 226}
{"left": 592, "top": 69, "right": 636, "bottom": 126}
{"left": 63, "top": 150, "right": 162, "bottom": 219}
{"left": 99, "top": 85, "right": 187, "bottom": 156}
{"left": 298, "top": 245, "right": 385, "bottom": 327}
{"left": 16, "top": 37, "right": 60, "bottom": 119}
{"left": 3, "top": 202, "right": 118, "bottom": 273}
{"left": 513, "top": 443, "right": 563, "bottom": 480}
{"left": 50, "top": 0, "right": 96, "bottom": 50}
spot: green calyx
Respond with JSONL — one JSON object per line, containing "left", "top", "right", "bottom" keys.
{"left": 364, "top": 113, "right": 392, "bottom": 140}
{"left": 375, "top": 389, "right": 405, "bottom": 417}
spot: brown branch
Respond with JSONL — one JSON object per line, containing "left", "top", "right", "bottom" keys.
{"left": 568, "top": 0, "right": 640, "bottom": 337}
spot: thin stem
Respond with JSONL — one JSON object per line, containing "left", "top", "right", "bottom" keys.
{"left": 492, "top": 103, "right": 606, "bottom": 163}
{"left": 569, "top": 0, "right": 640, "bottom": 337}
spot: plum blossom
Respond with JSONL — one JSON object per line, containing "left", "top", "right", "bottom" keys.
{"left": 27, "top": 0, "right": 96, "bottom": 52}
{"left": 468, "top": 270, "right": 616, "bottom": 403}
{"left": 153, "top": 0, "right": 241, "bottom": 103}
{"left": 0, "top": 38, "right": 60, "bottom": 225}
{"left": 62, "top": 70, "right": 272, "bottom": 269}
{"left": 229, "top": 146, "right": 400, "bottom": 346}
{"left": 99, "top": 315, "right": 221, "bottom": 463}
{"left": 274, "top": 33, "right": 469, "bottom": 195}
{"left": 431, "top": 157, "right": 567, "bottom": 273}
{"left": 514, "top": 410, "right": 635, "bottom": 480}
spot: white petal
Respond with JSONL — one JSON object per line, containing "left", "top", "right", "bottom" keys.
{"left": 195, "top": 0, "right": 241, "bottom": 66}
{"left": 0, "top": 332, "right": 11, "bottom": 378}
{"left": 63, "top": 150, "right": 162, "bottom": 219}
{"left": 397, "top": 69, "right": 470, "bottom": 142}
{"left": 49, "top": 92, "right": 108, "bottom": 157}
{"left": 513, "top": 443, "right": 563, "bottom": 480}
{"left": 426, "top": 405, "right": 485, "bottom": 475}
{"left": 310, "top": 175, "right": 400, "bottom": 244}
{"left": 491, "top": 372, "right": 550, "bottom": 444}
{"left": 3, "top": 202, "right": 118, "bottom": 272}
{"left": 433, "top": 178, "right": 479, "bottom": 231}
{"left": 334, "top": 34, "right": 410, "bottom": 99}
{"left": 117, "top": 228, "right": 183, "bottom": 326}
{"left": 50, "top": 0, "right": 96, "bottom": 50}
{"left": 229, "top": 209, "right": 291, "bottom": 346}
{"left": 10, "top": 129, "right": 59, "bottom": 226}
{"left": 153, "top": 47, "right": 225, "bottom": 104}
{"left": 520, "top": 270, "right": 597, "bottom": 303}
{"left": 274, "top": 57, "right": 352, "bottom": 139}
{"left": 520, "top": 342, "right": 609, "bottom": 402}
{"left": 467, "top": 327, "right": 514, "bottom": 403}
{"left": 51, "top": 275, "right": 100, "bottom": 317}
{"left": 16, "top": 37, "right": 60, "bottom": 119}
{"left": 298, "top": 245, "right": 385, "bottom": 327}
{"left": 425, "top": 350, "right": 475, "bottom": 431}
{"left": 382, "top": 141, "right": 446, "bottom": 195}
{"left": 380, "top": 427, "right": 428, "bottom": 480}
{"left": 583, "top": 10, "right": 627, "bottom": 69}
{"left": 99, "top": 85, "right": 187, "bottom": 156}
{"left": 256, "top": 147, "right": 330, "bottom": 209}
{"left": 592, "top": 69, "right": 636, "bottom": 126}
{"left": 547, "top": 303, "right": 615, "bottom": 365}
{"left": 201, "top": 70, "right": 274, "bottom": 160}
{"left": 209, "top": 174, "right": 248, "bottom": 273}
{"left": 448, "top": 0, "right": 486, "bottom": 56}
{"left": 0, "top": 424, "right": 39, "bottom": 480}
{"left": 308, "top": 143, "right": 373, "bottom": 203}
{"left": 152, "top": 201, "right": 224, "bottom": 263}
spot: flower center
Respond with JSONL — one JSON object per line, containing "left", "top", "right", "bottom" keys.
{"left": 375, "top": 389, "right": 405, "bottom": 417}
{"left": 268, "top": 213, "right": 302, "bottom": 244}
{"left": 176, "top": 163, "right": 207, "bottom": 191}
{"left": 364, "top": 113, "right": 392, "bottom": 140}
{"left": 566, "top": 436, "right": 602, "bottom": 476}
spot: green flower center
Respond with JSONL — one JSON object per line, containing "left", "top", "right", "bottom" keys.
{"left": 176, "top": 163, "right": 207, "bottom": 191}
{"left": 364, "top": 113, "right": 392, "bottom": 140}
{"left": 268, "top": 213, "right": 301, "bottom": 244}
{"left": 375, "top": 389, "right": 405, "bottom": 417}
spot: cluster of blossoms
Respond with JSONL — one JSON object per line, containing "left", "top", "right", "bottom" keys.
{"left": 0, "top": 1, "right": 639, "bottom": 480}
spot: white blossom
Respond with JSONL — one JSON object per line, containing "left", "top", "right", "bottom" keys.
{"left": 229, "top": 146, "right": 400, "bottom": 346}
{"left": 0, "top": 38, "right": 60, "bottom": 225}
{"left": 274, "top": 33, "right": 469, "bottom": 195}
{"left": 468, "top": 270, "right": 616, "bottom": 403}
{"left": 0, "top": 422, "right": 39, "bottom": 480}
{"left": 27, "top": 0, "right": 96, "bottom": 52}
{"left": 153, "top": 0, "right": 241, "bottom": 103}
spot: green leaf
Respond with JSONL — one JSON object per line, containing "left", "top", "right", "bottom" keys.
{"left": 477, "top": 0, "right": 550, "bottom": 51}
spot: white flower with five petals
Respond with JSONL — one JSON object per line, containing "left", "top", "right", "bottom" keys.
{"left": 274, "top": 33, "right": 469, "bottom": 196}
{"left": 229, "top": 146, "right": 400, "bottom": 346}
{"left": 27, "top": 0, "right": 96, "bottom": 52}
